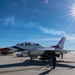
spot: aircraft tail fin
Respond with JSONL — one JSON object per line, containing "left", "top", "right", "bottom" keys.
{"left": 51, "top": 37, "right": 65, "bottom": 49}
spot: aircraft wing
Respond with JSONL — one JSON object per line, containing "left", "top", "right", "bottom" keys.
{"left": 36, "top": 47, "right": 55, "bottom": 51}
{"left": 35, "top": 47, "right": 73, "bottom": 53}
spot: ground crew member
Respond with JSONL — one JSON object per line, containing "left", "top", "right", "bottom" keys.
{"left": 51, "top": 52, "right": 56, "bottom": 69}
{"left": 39, "top": 51, "right": 57, "bottom": 69}
{"left": 46, "top": 51, "right": 56, "bottom": 69}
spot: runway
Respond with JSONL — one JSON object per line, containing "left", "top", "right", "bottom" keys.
{"left": 0, "top": 53, "right": 75, "bottom": 75}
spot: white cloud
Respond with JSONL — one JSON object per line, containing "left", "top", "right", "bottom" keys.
{"left": 3, "top": 16, "right": 15, "bottom": 25}
{"left": 39, "top": 26, "right": 66, "bottom": 35}
{"left": 0, "top": 16, "right": 19, "bottom": 27}
{"left": 39, "top": 26, "right": 75, "bottom": 43}
{"left": 1, "top": 16, "right": 75, "bottom": 43}
{"left": 0, "top": 16, "right": 39, "bottom": 28}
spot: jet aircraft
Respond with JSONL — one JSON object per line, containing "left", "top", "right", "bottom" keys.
{"left": 0, "top": 37, "right": 67, "bottom": 61}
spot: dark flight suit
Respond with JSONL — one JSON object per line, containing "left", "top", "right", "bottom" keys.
{"left": 47, "top": 51, "right": 56, "bottom": 69}
{"left": 40, "top": 51, "right": 57, "bottom": 69}
{"left": 51, "top": 53, "right": 56, "bottom": 69}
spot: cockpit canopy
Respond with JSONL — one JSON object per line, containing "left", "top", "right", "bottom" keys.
{"left": 16, "top": 42, "right": 43, "bottom": 47}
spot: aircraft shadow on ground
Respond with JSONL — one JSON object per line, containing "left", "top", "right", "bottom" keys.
{"left": 0, "top": 60, "right": 75, "bottom": 75}
{"left": 39, "top": 69, "right": 52, "bottom": 75}
{"left": 0, "top": 60, "right": 75, "bottom": 69}
{"left": 0, "top": 60, "right": 52, "bottom": 68}
{"left": 0, "top": 60, "right": 53, "bottom": 74}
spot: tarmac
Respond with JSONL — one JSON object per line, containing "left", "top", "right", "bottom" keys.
{"left": 0, "top": 53, "right": 75, "bottom": 75}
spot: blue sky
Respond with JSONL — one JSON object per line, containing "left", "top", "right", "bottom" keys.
{"left": 0, "top": 0, "right": 75, "bottom": 50}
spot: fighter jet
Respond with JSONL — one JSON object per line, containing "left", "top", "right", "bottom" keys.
{"left": 0, "top": 37, "right": 66, "bottom": 61}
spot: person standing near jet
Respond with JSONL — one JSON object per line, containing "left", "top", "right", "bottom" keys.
{"left": 46, "top": 51, "right": 56, "bottom": 69}
{"left": 40, "top": 51, "right": 57, "bottom": 69}
{"left": 50, "top": 51, "right": 56, "bottom": 69}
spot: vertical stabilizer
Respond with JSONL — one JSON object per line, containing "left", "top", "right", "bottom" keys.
{"left": 51, "top": 37, "right": 65, "bottom": 49}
